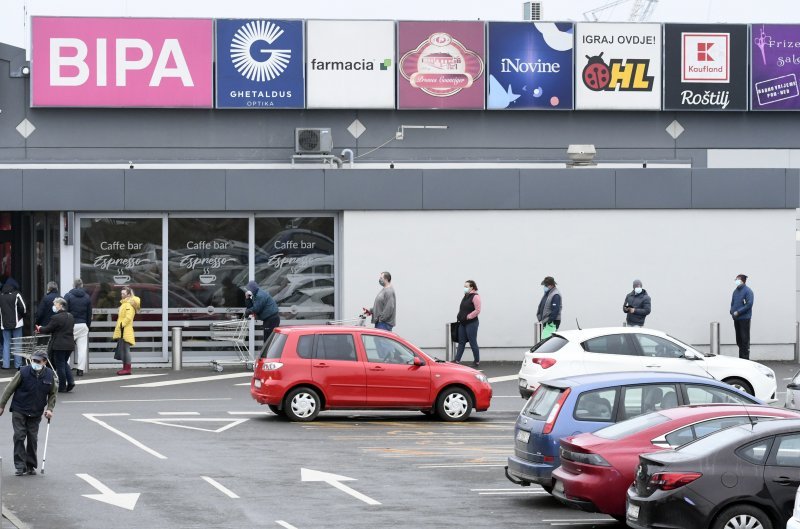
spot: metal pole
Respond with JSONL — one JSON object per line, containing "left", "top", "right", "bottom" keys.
{"left": 533, "top": 322, "right": 543, "bottom": 344}
{"left": 795, "top": 322, "right": 800, "bottom": 363}
{"left": 171, "top": 327, "right": 183, "bottom": 371}
{"left": 445, "top": 323, "right": 453, "bottom": 362}
{"left": 710, "top": 322, "right": 720, "bottom": 356}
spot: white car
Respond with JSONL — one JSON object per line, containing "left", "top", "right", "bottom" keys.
{"left": 517, "top": 327, "right": 776, "bottom": 402}
{"left": 789, "top": 485, "right": 800, "bottom": 529}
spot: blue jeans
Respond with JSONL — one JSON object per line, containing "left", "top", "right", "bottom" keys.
{"left": 375, "top": 322, "right": 393, "bottom": 332}
{"left": 52, "top": 350, "right": 74, "bottom": 391}
{"left": 455, "top": 320, "right": 480, "bottom": 364}
{"left": 2, "top": 328, "right": 22, "bottom": 369}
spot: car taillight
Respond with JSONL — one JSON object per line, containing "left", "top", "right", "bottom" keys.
{"left": 560, "top": 447, "right": 611, "bottom": 466}
{"left": 649, "top": 472, "right": 702, "bottom": 491}
{"left": 533, "top": 357, "right": 557, "bottom": 369}
{"left": 542, "top": 388, "right": 571, "bottom": 434}
{"left": 261, "top": 362, "right": 283, "bottom": 371}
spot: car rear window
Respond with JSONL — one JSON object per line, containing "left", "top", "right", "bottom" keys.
{"left": 262, "top": 333, "right": 287, "bottom": 359}
{"left": 524, "top": 385, "right": 564, "bottom": 419}
{"left": 594, "top": 412, "right": 671, "bottom": 440}
{"left": 530, "top": 335, "right": 568, "bottom": 354}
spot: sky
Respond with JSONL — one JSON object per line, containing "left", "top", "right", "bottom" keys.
{"left": 4, "top": 0, "right": 800, "bottom": 51}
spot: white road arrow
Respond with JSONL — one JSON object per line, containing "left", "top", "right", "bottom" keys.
{"left": 76, "top": 473, "right": 140, "bottom": 510}
{"left": 300, "top": 468, "right": 381, "bottom": 506}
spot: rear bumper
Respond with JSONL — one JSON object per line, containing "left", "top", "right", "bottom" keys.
{"left": 551, "top": 466, "right": 622, "bottom": 516}
{"left": 505, "top": 455, "right": 555, "bottom": 488}
{"left": 250, "top": 377, "right": 285, "bottom": 406}
{"left": 626, "top": 486, "right": 711, "bottom": 529}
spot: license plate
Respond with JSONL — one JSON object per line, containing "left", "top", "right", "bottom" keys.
{"left": 516, "top": 430, "right": 530, "bottom": 443}
{"left": 519, "top": 378, "right": 527, "bottom": 388}
{"left": 627, "top": 503, "right": 640, "bottom": 520}
{"left": 554, "top": 479, "right": 564, "bottom": 494}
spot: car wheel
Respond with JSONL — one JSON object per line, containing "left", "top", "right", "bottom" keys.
{"left": 284, "top": 387, "right": 321, "bottom": 422}
{"left": 712, "top": 505, "right": 773, "bottom": 529}
{"left": 723, "top": 377, "right": 755, "bottom": 397}
{"left": 268, "top": 404, "right": 286, "bottom": 418}
{"left": 436, "top": 387, "right": 473, "bottom": 422}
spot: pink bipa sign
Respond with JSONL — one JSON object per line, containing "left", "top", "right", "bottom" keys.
{"left": 31, "top": 17, "right": 213, "bottom": 107}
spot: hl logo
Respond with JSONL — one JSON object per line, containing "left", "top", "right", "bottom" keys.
{"left": 696, "top": 42, "right": 715, "bottom": 62}
{"left": 582, "top": 53, "right": 654, "bottom": 92}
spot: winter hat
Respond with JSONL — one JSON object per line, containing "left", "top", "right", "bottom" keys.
{"left": 247, "top": 281, "right": 259, "bottom": 294}
{"left": 31, "top": 352, "right": 48, "bottom": 361}
{"left": 541, "top": 276, "right": 556, "bottom": 287}
{"left": 633, "top": 279, "right": 643, "bottom": 288}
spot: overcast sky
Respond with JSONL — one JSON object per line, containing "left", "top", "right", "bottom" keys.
{"left": 4, "top": 0, "right": 800, "bottom": 51}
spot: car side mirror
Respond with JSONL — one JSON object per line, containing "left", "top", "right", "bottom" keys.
{"left": 413, "top": 357, "right": 425, "bottom": 367}
{"left": 683, "top": 351, "right": 701, "bottom": 360}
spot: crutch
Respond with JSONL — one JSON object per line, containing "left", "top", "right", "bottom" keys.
{"left": 40, "top": 417, "right": 51, "bottom": 474}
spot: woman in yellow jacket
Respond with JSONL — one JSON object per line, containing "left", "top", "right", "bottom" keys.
{"left": 112, "top": 287, "right": 141, "bottom": 376}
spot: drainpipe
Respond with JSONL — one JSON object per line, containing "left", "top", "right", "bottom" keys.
{"left": 340, "top": 149, "right": 354, "bottom": 168}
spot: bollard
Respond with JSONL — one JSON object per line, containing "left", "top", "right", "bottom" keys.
{"left": 795, "top": 322, "right": 800, "bottom": 363}
{"left": 533, "top": 322, "right": 543, "bottom": 344}
{"left": 171, "top": 327, "right": 183, "bottom": 371}
{"left": 445, "top": 323, "right": 453, "bottom": 362}
{"left": 710, "top": 322, "right": 720, "bottom": 356}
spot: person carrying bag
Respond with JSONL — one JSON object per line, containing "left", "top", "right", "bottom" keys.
{"left": 112, "top": 287, "right": 141, "bottom": 376}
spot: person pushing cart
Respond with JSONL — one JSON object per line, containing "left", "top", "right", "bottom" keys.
{"left": 0, "top": 351, "right": 57, "bottom": 476}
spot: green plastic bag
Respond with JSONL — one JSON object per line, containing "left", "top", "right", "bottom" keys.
{"left": 541, "top": 322, "right": 557, "bottom": 340}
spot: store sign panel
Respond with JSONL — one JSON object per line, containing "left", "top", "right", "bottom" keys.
{"left": 306, "top": 20, "right": 395, "bottom": 109}
{"left": 751, "top": 24, "right": 800, "bottom": 110}
{"left": 215, "top": 19, "right": 304, "bottom": 109}
{"left": 487, "top": 22, "right": 574, "bottom": 110}
{"left": 663, "top": 24, "right": 748, "bottom": 111}
{"left": 31, "top": 17, "right": 213, "bottom": 108}
{"left": 398, "top": 21, "right": 485, "bottom": 109}
{"left": 574, "top": 23, "right": 661, "bottom": 110}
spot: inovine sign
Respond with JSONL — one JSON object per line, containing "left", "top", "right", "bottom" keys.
{"left": 32, "top": 17, "right": 213, "bottom": 108}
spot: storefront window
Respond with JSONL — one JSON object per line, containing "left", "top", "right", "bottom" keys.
{"left": 254, "top": 217, "right": 335, "bottom": 322}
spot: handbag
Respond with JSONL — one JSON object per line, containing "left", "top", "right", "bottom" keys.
{"left": 113, "top": 338, "right": 125, "bottom": 361}
{"left": 450, "top": 322, "right": 460, "bottom": 342}
{"left": 541, "top": 322, "right": 557, "bottom": 340}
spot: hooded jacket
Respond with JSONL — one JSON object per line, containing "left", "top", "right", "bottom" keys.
{"left": 65, "top": 287, "right": 93, "bottom": 327}
{"left": 39, "top": 309, "right": 75, "bottom": 351}
{"left": 113, "top": 295, "right": 141, "bottom": 345}
{"left": 623, "top": 289, "right": 652, "bottom": 326}
{"left": 245, "top": 281, "right": 279, "bottom": 321}
{"left": 0, "top": 279, "right": 26, "bottom": 330}
{"left": 35, "top": 288, "right": 60, "bottom": 327}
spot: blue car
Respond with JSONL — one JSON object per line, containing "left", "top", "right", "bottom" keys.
{"left": 504, "top": 371, "right": 761, "bottom": 492}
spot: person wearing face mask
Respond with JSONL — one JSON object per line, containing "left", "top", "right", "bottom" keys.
{"left": 454, "top": 280, "right": 481, "bottom": 367}
{"left": 730, "top": 274, "right": 754, "bottom": 360}
{"left": 36, "top": 297, "right": 75, "bottom": 393}
{"left": 0, "top": 351, "right": 56, "bottom": 476}
{"left": 364, "top": 272, "right": 396, "bottom": 332}
{"left": 537, "top": 276, "right": 562, "bottom": 338}
{"left": 623, "top": 279, "right": 651, "bottom": 327}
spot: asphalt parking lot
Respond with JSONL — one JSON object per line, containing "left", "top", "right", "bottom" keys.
{"left": 0, "top": 361, "right": 796, "bottom": 529}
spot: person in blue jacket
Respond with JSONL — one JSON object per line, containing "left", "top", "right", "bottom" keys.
{"left": 244, "top": 281, "right": 280, "bottom": 343}
{"left": 730, "top": 274, "right": 754, "bottom": 360}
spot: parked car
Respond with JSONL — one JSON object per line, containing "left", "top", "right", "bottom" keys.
{"left": 627, "top": 418, "right": 800, "bottom": 529}
{"left": 552, "top": 404, "right": 800, "bottom": 520}
{"left": 504, "top": 371, "right": 762, "bottom": 493}
{"left": 250, "top": 325, "right": 492, "bottom": 422}
{"left": 517, "top": 327, "right": 776, "bottom": 401}
{"left": 788, "top": 485, "right": 800, "bottom": 529}
{"left": 786, "top": 370, "right": 800, "bottom": 410}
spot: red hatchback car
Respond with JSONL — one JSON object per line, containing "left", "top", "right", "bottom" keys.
{"left": 551, "top": 404, "right": 800, "bottom": 520}
{"left": 250, "top": 325, "right": 492, "bottom": 422}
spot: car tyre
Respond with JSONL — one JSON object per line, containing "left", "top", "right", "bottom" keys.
{"left": 284, "top": 387, "right": 321, "bottom": 422}
{"left": 436, "top": 387, "right": 473, "bottom": 422}
{"left": 711, "top": 504, "right": 772, "bottom": 529}
{"left": 268, "top": 404, "right": 286, "bottom": 418}
{"left": 723, "top": 377, "right": 755, "bottom": 397}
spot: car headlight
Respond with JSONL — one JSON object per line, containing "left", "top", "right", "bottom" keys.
{"left": 474, "top": 373, "right": 488, "bottom": 383}
{"left": 754, "top": 364, "right": 775, "bottom": 379}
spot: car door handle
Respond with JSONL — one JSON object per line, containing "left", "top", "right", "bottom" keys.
{"left": 772, "top": 477, "right": 797, "bottom": 486}
{"left": 645, "top": 364, "right": 662, "bottom": 368}
{"left": 314, "top": 363, "right": 329, "bottom": 368}
{"left": 369, "top": 366, "right": 385, "bottom": 371}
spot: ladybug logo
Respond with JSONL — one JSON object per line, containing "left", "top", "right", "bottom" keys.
{"left": 583, "top": 52, "right": 610, "bottom": 91}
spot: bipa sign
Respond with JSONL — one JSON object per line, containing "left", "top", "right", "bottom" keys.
{"left": 32, "top": 17, "right": 213, "bottom": 107}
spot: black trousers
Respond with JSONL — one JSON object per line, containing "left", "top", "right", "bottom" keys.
{"left": 262, "top": 314, "right": 281, "bottom": 343}
{"left": 12, "top": 411, "right": 42, "bottom": 471}
{"left": 734, "top": 319, "right": 751, "bottom": 360}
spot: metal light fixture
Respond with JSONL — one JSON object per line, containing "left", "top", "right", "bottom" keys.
{"left": 395, "top": 125, "right": 448, "bottom": 141}
{"left": 567, "top": 144, "right": 597, "bottom": 167}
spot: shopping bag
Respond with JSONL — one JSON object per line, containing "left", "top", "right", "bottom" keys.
{"left": 113, "top": 339, "right": 125, "bottom": 361}
{"left": 450, "top": 322, "right": 460, "bottom": 342}
{"left": 541, "top": 322, "right": 557, "bottom": 340}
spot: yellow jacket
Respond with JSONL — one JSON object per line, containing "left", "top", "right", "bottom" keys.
{"left": 113, "top": 295, "right": 141, "bottom": 345}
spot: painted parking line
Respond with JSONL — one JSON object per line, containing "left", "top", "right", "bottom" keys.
{"left": 122, "top": 372, "right": 253, "bottom": 387}
{"left": 158, "top": 411, "right": 200, "bottom": 415}
{"left": 83, "top": 413, "right": 167, "bottom": 460}
{"left": 488, "top": 375, "right": 519, "bottom": 383}
{"left": 201, "top": 476, "right": 239, "bottom": 499}
{"left": 65, "top": 398, "right": 233, "bottom": 404}
{"left": 227, "top": 411, "right": 269, "bottom": 415}
{"left": 276, "top": 521, "right": 299, "bottom": 529}
{"left": 416, "top": 463, "right": 506, "bottom": 468}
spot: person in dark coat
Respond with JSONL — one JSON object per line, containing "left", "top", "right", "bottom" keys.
{"left": 454, "top": 280, "right": 482, "bottom": 367}
{"left": 537, "top": 276, "right": 562, "bottom": 330}
{"left": 0, "top": 278, "right": 27, "bottom": 369}
{"left": 0, "top": 351, "right": 56, "bottom": 475}
{"left": 623, "top": 279, "right": 652, "bottom": 327}
{"left": 64, "top": 278, "right": 92, "bottom": 376}
{"left": 35, "top": 281, "right": 60, "bottom": 328}
{"left": 37, "top": 297, "right": 75, "bottom": 393}
{"left": 730, "top": 274, "right": 754, "bottom": 360}
{"left": 244, "top": 280, "right": 280, "bottom": 343}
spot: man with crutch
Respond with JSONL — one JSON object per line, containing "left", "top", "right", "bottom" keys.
{"left": 0, "top": 351, "right": 57, "bottom": 475}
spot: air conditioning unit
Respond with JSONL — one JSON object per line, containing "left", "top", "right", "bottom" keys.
{"left": 523, "top": 1, "right": 542, "bottom": 21}
{"left": 295, "top": 128, "right": 333, "bottom": 155}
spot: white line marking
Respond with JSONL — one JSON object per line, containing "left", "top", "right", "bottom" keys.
{"left": 478, "top": 491, "right": 548, "bottom": 495}
{"left": 76, "top": 473, "right": 140, "bottom": 510}
{"left": 227, "top": 411, "right": 269, "bottom": 415}
{"left": 234, "top": 382, "right": 251, "bottom": 386}
{"left": 417, "top": 464, "right": 506, "bottom": 468}
{"left": 470, "top": 488, "right": 545, "bottom": 491}
{"left": 75, "top": 374, "right": 167, "bottom": 384}
{"left": 542, "top": 519, "right": 617, "bottom": 523}
{"left": 550, "top": 523, "right": 617, "bottom": 526}
{"left": 83, "top": 413, "right": 167, "bottom": 459}
{"left": 276, "top": 522, "right": 299, "bottom": 529}
{"left": 158, "top": 412, "right": 200, "bottom": 416}
{"left": 488, "top": 375, "right": 519, "bottom": 383}
{"left": 132, "top": 418, "right": 249, "bottom": 433}
{"left": 65, "top": 398, "right": 232, "bottom": 404}
{"left": 123, "top": 372, "right": 252, "bottom": 388}
{"left": 301, "top": 468, "right": 381, "bottom": 506}
{"left": 492, "top": 395, "right": 527, "bottom": 398}
{"left": 201, "top": 476, "right": 239, "bottom": 499}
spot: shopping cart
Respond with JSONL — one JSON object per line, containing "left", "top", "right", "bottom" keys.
{"left": 10, "top": 335, "right": 56, "bottom": 371}
{"left": 326, "top": 315, "right": 367, "bottom": 326}
{"left": 209, "top": 318, "right": 252, "bottom": 372}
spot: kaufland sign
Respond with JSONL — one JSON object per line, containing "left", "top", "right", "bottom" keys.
{"left": 31, "top": 17, "right": 213, "bottom": 107}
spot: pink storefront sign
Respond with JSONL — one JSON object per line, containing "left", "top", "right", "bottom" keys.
{"left": 32, "top": 17, "right": 213, "bottom": 108}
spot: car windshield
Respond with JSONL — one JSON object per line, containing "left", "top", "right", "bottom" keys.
{"left": 666, "top": 334, "right": 704, "bottom": 356}
{"left": 530, "top": 335, "right": 568, "bottom": 354}
{"left": 524, "top": 385, "right": 563, "bottom": 419}
{"left": 594, "top": 411, "right": 671, "bottom": 440}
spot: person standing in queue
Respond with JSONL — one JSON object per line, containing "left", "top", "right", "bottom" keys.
{"left": 36, "top": 297, "right": 75, "bottom": 393}
{"left": 537, "top": 276, "right": 562, "bottom": 339}
{"left": 35, "top": 281, "right": 60, "bottom": 329}
{"left": 623, "top": 279, "right": 651, "bottom": 327}
{"left": 0, "top": 351, "right": 56, "bottom": 475}
{"left": 364, "top": 272, "right": 396, "bottom": 332}
{"left": 0, "top": 278, "right": 26, "bottom": 370}
{"left": 454, "top": 280, "right": 481, "bottom": 367}
{"left": 64, "top": 278, "right": 92, "bottom": 377}
{"left": 245, "top": 281, "right": 280, "bottom": 343}
{"left": 730, "top": 274, "right": 754, "bottom": 360}
{"left": 113, "top": 287, "right": 140, "bottom": 376}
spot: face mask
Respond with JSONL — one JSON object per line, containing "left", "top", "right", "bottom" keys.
{"left": 543, "top": 286, "right": 550, "bottom": 292}
{"left": 378, "top": 278, "right": 386, "bottom": 287}
{"left": 52, "top": 305, "right": 58, "bottom": 313}
{"left": 31, "top": 362, "right": 43, "bottom": 372}
{"left": 463, "top": 287, "right": 470, "bottom": 294}
{"left": 634, "top": 287, "right": 642, "bottom": 295}
{"left": 734, "top": 279, "right": 743, "bottom": 287}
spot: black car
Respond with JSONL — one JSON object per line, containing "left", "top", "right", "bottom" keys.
{"left": 626, "top": 418, "right": 800, "bottom": 529}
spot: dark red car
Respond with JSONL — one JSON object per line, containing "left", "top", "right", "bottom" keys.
{"left": 250, "top": 325, "right": 492, "bottom": 422}
{"left": 551, "top": 404, "right": 800, "bottom": 520}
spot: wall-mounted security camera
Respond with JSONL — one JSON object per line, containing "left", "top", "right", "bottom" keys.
{"left": 21, "top": 66, "right": 30, "bottom": 76}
